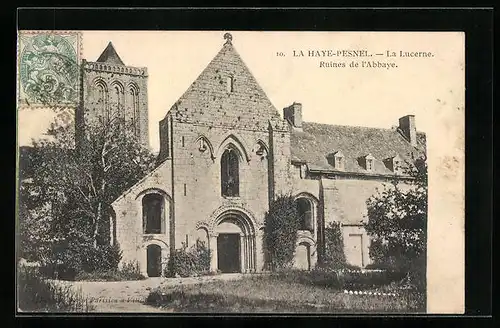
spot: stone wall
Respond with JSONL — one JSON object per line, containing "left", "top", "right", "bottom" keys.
{"left": 111, "top": 160, "right": 173, "bottom": 276}
{"left": 169, "top": 121, "right": 272, "bottom": 264}
{"left": 320, "top": 177, "right": 393, "bottom": 267}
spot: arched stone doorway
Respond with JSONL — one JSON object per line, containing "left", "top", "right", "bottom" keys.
{"left": 294, "top": 242, "right": 311, "bottom": 271}
{"left": 293, "top": 235, "right": 317, "bottom": 271}
{"left": 146, "top": 244, "right": 162, "bottom": 277}
{"left": 210, "top": 210, "right": 256, "bottom": 273}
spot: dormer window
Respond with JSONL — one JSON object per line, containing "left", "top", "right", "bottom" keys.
{"left": 383, "top": 155, "right": 404, "bottom": 174}
{"left": 327, "top": 150, "right": 345, "bottom": 171}
{"left": 333, "top": 151, "right": 344, "bottom": 170}
{"left": 364, "top": 154, "right": 375, "bottom": 171}
{"left": 226, "top": 76, "right": 234, "bottom": 93}
{"left": 392, "top": 155, "right": 403, "bottom": 174}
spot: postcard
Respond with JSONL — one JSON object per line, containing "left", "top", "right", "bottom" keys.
{"left": 16, "top": 30, "right": 464, "bottom": 314}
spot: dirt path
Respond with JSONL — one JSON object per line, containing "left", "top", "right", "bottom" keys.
{"left": 52, "top": 273, "right": 243, "bottom": 312}
{"left": 89, "top": 301, "right": 172, "bottom": 313}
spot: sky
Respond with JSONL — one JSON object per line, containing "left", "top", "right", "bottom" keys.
{"left": 18, "top": 31, "right": 464, "bottom": 157}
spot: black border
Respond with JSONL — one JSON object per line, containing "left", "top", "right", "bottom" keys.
{"left": 13, "top": 7, "right": 493, "bottom": 326}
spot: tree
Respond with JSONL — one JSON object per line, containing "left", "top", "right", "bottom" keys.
{"left": 263, "top": 194, "right": 301, "bottom": 270}
{"left": 364, "top": 156, "right": 427, "bottom": 289}
{"left": 17, "top": 176, "right": 59, "bottom": 264}
{"left": 17, "top": 146, "right": 68, "bottom": 264}
{"left": 18, "top": 113, "right": 156, "bottom": 271}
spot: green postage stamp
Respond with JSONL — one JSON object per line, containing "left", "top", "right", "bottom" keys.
{"left": 17, "top": 31, "right": 82, "bottom": 107}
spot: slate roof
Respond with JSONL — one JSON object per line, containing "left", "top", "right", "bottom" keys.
{"left": 96, "top": 42, "right": 125, "bottom": 66}
{"left": 291, "top": 122, "right": 426, "bottom": 176}
{"left": 168, "top": 35, "right": 285, "bottom": 132}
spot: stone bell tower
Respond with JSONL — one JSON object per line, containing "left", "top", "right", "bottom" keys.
{"left": 76, "top": 42, "right": 149, "bottom": 148}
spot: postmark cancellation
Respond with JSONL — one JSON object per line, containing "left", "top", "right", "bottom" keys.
{"left": 17, "top": 31, "right": 82, "bottom": 108}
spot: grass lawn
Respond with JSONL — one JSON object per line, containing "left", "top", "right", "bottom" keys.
{"left": 146, "top": 274, "right": 425, "bottom": 313}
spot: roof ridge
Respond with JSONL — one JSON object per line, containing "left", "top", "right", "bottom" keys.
{"left": 302, "top": 120, "right": 426, "bottom": 135}
{"left": 301, "top": 121, "right": 397, "bottom": 132}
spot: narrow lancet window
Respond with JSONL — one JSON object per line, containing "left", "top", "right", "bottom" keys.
{"left": 221, "top": 147, "right": 239, "bottom": 197}
{"left": 226, "top": 76, "right": 234, "bottom": 93}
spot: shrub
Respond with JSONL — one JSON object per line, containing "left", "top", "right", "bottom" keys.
{"left": 321, "top": 221, "right": 347, "bottom": 269}
{"left": 364, "top": 255, "right": 425, "bottom": 292}
{"left": 120, "top": 260, "right": 146, "bottom": 279}
{"left": 165, "top": 240, "right": 211, "bottom": 278}
{"left": 364, "top": 262, "right": 395, "bottom": 271}
{"left": 17, "top": 266, "right": 94, "bottom": 312}
{"left": 405, "top": 254, "right": 426, "bottom": 292}
{"left": 339, "top": 270, "right": 406, "bottom": 290}
{"left": 45, "top": 242, "right": 84, "bottom": 280}
{"left": 74, "top": 261, "right": 146, "bottom": 281}
{"left": 272, "top": 267, "right": 407, "bottom": 291}
{"left": 80, "top": 243, "right": 123, "bottom": 273}
{"left": 74, "top": 270, "right": 115, "bottom": 281}
{"left": 263, "top": 194, "right": 301, "bottom": 270}
{"left": 271, "top": 268, "right": 344, "bottom": 289}
{"left": 39, "top": 243, "right": 124, "bottom": 281}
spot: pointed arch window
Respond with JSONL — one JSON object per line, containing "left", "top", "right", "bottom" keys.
{"left": 111, "top": 83, "right": 124, "bottom": 123}
{"left": 94, "top": 81, "right": 108, "bottom": 122}
{"left": 221, "top": 147, "right": 239, "bottom": 197}
{"left": 127, "top": 86, "right": 140, "bottom": 135}
{"left": 114, "top": 85, "right": 121, "bottom": 104}
{"left": 134, "top": 90, "right": 139, "bottom": 132}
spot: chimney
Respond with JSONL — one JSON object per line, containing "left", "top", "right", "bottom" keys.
{"left": 283, "top": 102, "right": 303, "bottom": 128}
{"left": 398, "top": 115, "right": 417, "bottom": 147}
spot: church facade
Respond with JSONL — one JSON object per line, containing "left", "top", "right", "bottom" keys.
{"left": 80, "top": 34, "right": 426, "bottom": 277}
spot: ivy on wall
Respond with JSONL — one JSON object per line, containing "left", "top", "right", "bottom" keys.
{"left": 321, "top": 221, "right": 347, "bottom": 269}
{"left": 263, "top": 194, "right": 301, "bottom": 271}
